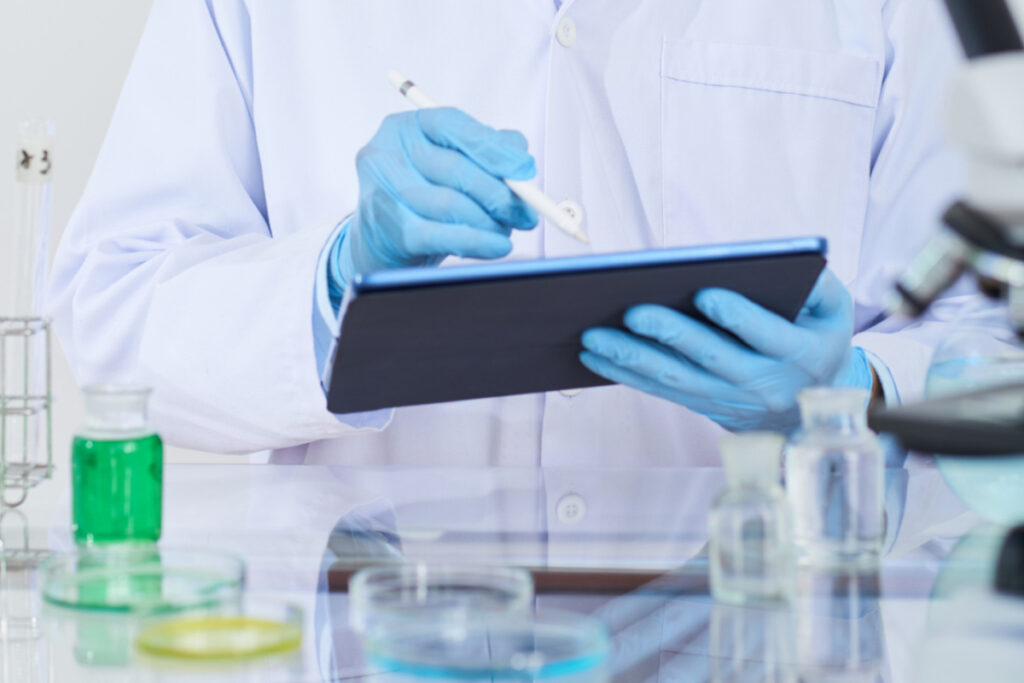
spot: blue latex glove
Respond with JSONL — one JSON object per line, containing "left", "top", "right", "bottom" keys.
{"left": 579, "top": 269, "right": 875, "bottom": 433}
{"left": 336, "top": 108, "right": 539, "bottom": 284}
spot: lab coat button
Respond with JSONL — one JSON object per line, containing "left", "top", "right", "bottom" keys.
{"left": 556, "top": 493, "right": 586, "bottom": 524}
{"left": 556, "top": 18, "right": 577, "bottom": 47}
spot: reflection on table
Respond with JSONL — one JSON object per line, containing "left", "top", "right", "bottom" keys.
{"left": 0, "top": 463, "right": 1019, "bottom": 681}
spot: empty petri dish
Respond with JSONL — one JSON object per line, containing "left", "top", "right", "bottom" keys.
{"left": 349, "top": 564, "right": 533, "bottom": 633}
{"left": 41, "top": 545, "right": 244, "bottom": 613}
{"left": 136, "top": 598, "right": 302, "bottom": 661}
{"left": 364, "top": 610, "right": 610, "bottom": 681}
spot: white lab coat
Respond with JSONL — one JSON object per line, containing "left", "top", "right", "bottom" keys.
{"left": 50, "top": 0, "right": 981, "bottom": 465}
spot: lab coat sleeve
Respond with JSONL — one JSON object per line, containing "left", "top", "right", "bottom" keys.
{"left": 47, "top": 0, "right": 389, "bottom": 454}
{"left": 313, "top": 220, "right": 347, "bottom": 389}
{"left": 851, "top": 0, "right": 1003, "bottom": 408}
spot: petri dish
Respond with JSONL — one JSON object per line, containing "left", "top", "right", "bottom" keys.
{"left": 136, "top": 598, "right": 302, "bottom": 661}
{"left": 364, "top": 610, "right": 610, "bottom": 681}
{"left": 41, "top": 545, "right": 244, "bottom": 613}
{"left": 349, "top": 563, "right": 533, "bottom": 633}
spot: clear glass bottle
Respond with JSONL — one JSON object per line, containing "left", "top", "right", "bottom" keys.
{"left": 71, "top": 385, "right": 163, "bottom": 545}
{"left": 709, "top": 432, "right": 791, "bottom": 606}
{"left": 785, "top": 387, "right": 884, "bottom": 568}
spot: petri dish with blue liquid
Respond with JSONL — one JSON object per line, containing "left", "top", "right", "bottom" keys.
{"left": 364, "top": 609, "right": 610, "bottom": 682}
{"left": 349, "top": 564, "right": 534, "bottom": 634}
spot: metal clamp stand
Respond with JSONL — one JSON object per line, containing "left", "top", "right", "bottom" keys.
{"left": 0, "top": 324, "right": 53, "bottom": 675}
{"left": 0, "top": 317, "right": 53, "bottom": 510}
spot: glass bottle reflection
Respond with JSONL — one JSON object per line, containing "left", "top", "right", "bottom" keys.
{"left": 793, "top": 568, "right": 885, "bottom": 682}
{"left": 711, "top": 601, "right": 795, "bottom": 682}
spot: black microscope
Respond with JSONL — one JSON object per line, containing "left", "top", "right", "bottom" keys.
{"left": 869, "top": 0, "right": 1024, "bottom": 596}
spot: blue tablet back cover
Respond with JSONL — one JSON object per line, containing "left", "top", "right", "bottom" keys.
{"left": 327, "top": 239, "right": 826, "bottom": 413}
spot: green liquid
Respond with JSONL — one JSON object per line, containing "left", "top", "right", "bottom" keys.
{"left": 72, "top": 434, "right": 163, "bottom": 545}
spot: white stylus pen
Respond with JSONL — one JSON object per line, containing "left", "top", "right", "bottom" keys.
{"left": 387, "top": 70, "right": 589, "bottom": 244}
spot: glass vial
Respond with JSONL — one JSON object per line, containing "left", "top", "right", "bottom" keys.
{"left": 709, "top": 432, "right": 791, "bottom": 606}
{"left": 786, "top": 388, "right": 884, "bottom": 568}
{"left": 71, "top": 385, "right": 162, "bottom": 545}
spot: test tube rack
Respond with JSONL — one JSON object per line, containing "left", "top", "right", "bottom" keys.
{"left": 1, "top": 120, "right": 56, "bottom": 514}
{"left": 0, "top": 317, "right": 53, "bottom": 510}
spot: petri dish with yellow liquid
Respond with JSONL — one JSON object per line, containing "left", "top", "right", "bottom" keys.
{"left": 136, "top": 598, "right": 302, "bottom": 661}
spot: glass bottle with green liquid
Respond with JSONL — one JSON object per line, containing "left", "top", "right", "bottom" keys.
{"left": 72, "top": 385, "right": 163, "bottom": 545}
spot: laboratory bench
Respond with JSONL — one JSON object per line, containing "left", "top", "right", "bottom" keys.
{"left": 0, "top": 463, "right": 1021, "bottom": 682}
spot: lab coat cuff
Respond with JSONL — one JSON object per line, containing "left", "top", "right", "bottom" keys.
{"left": 311, "top": 219, "right": 344, "bottom": 389}
{"left": 327, "top": 218, "right": 353, "bottom": 310}
{"left": 316, "top": 217, "right": 350, "bottom": 324}
{"left": 852, "top": 331, "right": 934, "bottom": 407}
{"left": 882, "top": 467, "right": 909, "bottom": 555}
{"left": 861, "top": 348, "right": 900, "bottom": 407}
{"left": 313, "top": 218, "right": 393, "bottom": 432}
{"left": 858, "top": 347, "right": 908, "bottom": 470}
{"left": 314, "top": 219, "right": 348, "bottom": 386}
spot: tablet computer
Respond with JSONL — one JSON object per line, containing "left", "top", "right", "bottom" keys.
{"left": 327, "top": 237, "right": 827, "bottom": 414}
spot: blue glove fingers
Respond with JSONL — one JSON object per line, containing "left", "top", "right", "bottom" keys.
{"left": 800, "top": 268, "right": 849, "bottom": 321}
{"left": 403, "top": 217, "right": 513, "bottom": 260}
{"left": 397, "top": 185, "right": 509, "bottom": 236}
{"left": 794, "top": 268, "right": 855, "bottom": 339}
{"left": 493, "top": 129, "right": 530, "bottom": 154}
{"left": 694, "top": 288, "right": 814, "bottom": 363}
{"left": 623, "top": 304, "right": 769, "bottom": 385}
{"left": 580, "top": 328, "right": 742, "bottom": 399}
{"left": 408, "top": 144, "right": 537, "bottom": 230}
{"left": 578, "top": 351, "right": 762, "bottom": 428}
{"left": 415, "top": 108, "right": 536, "bottom": 181}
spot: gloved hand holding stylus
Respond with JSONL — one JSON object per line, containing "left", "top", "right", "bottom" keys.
{"left": 334, "top": 108, "right": 539, "bottom": 285}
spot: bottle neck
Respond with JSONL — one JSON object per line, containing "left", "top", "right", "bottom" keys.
{"left": 724, "top": 479, "right": 782, "bottom": 497}
{"left": 719, "top": 432, "right": 786, "bottom": 492}
{"left": 79, "top": 385, "right": 154, "bottom": 440}
{"left": 78, "top": 424, "right": 155, "bottom": 441}
{"left": 796, "top": 388, "right": 871, "bottom": 436}
{"left": 802, "top": 411, "right": 868, "bottom": 434}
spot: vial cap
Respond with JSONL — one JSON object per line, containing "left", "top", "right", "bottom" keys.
{"left": 82, "top": 384, "right": 152, "bottom": 435}
{"left": 797, "top": 387, "right": 870, "bottom": 425}
{"left": 719, "top": 432, "right": 785, "bottom": 489}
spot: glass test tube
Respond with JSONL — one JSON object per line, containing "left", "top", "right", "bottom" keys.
{"left": 8, "top": 120, "right": 54, "bottom": 316}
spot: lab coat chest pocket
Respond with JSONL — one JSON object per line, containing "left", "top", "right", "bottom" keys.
{"left": 660, "top": 39, "right": 881, "bottom": 283}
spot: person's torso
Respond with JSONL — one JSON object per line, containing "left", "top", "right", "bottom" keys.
{"left": 242, "top": 0, "right": 886, "bottom": 466}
